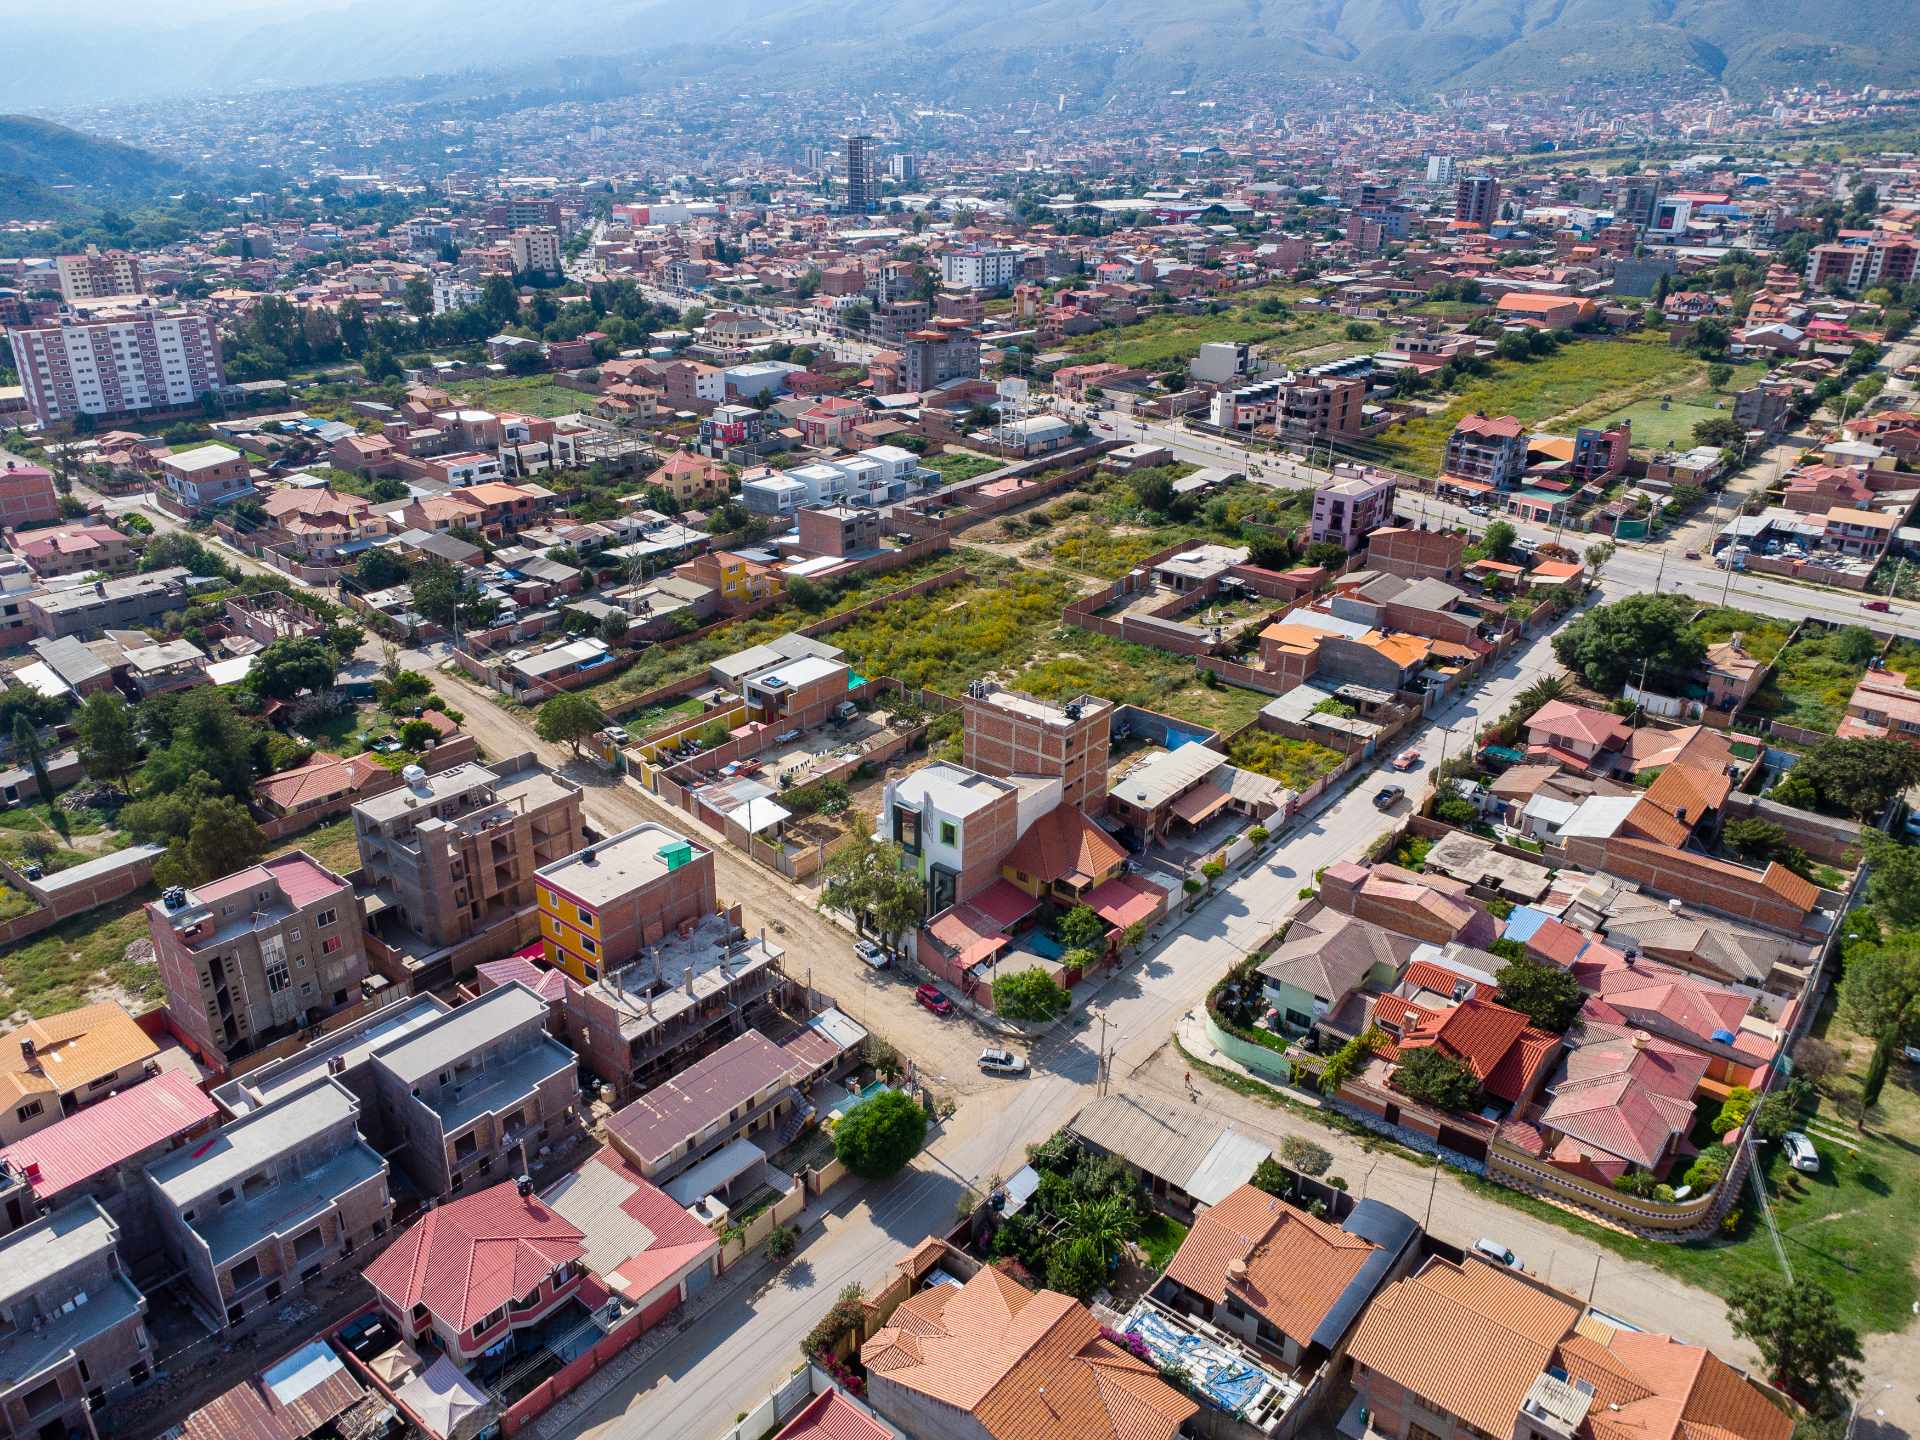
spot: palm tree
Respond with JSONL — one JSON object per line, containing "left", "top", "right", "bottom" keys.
{"left": 1516, "top": 674, "right": 1571, "bottom": 712}
{"left": 1066, "top": 1195, "right": 1136, "bottom": 1262}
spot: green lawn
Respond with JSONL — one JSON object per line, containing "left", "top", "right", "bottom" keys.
{"left": 1018, "top": 631, "right": 1272, "bottom": 734}
{"left": 1136, "top": 1213, "right": 1190, "bottom": 1271}
{"left": 922, "top": 452, "right": 1002, "bottom": 484}
{"left": 1740, "top": 625, "right": 1877, "bottom": 732}
{"left": 268, "top": 814, "right": 362, "bottom": 875}
{"left": 1063, "top": 289, "right": 1341, "bottom": 371}
{"left": 1603, "top": 399, "right": 1728, "bottom": 453}
{"left": 0, "top": 899, "right": 160, "bottom": 1021}
{"left": 436, "top": 375, "right": 592, "bottom": 418}
{"left": 1371, "top": 334, "right": 1714, "bottom": 476}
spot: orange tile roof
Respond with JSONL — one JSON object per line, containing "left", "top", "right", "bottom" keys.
{"left": 254, "top": 751, "right": 388, "bottom": 811}
{"left": 1621, "top": 798, "right": 1693, "bottom": 849}
{"left": 1163, "top": 1185, "right": 1376, "bottom": 1343}
{"left": 1760, "top": 862, "right": 1819, "bottom": 911}
{"left": 1002, "top": 804, "right": 1127, "bottom": 889}
{"left": 0, "top": 1002, "right": 159, "bottom": 1105}
{"left": 1644, "top": 764, "right": 1732, "bottom": 824}
{"left": 863, "top": 1262, "right": 1196, "bottom": 1440}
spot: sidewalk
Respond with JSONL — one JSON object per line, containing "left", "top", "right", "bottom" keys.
{"left": 1173, "top": 1007, "right": 1323, "bottom": 1109}
{"left": 527, "top": 1186, "right": 845, "bottom": 1440}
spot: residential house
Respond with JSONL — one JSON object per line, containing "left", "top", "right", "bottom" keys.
{"left": 1257, "top": 913, "right": 1420, "bottom": 1038}
{"left": 1317, "top": 862, "right": 1499, "bottom": 948}
{"left": 144, "top": 1078, "right": 391, "bottom": 1329}
{"left": 27, "top": 567, "right": 194, "bottom": 640}
{"left": 0, "top": 1002, "right": 162, "bottom": 1146}
{"left": 1440, "top": 415, "right": 1527, "bottom": 492}
{"left": 1365, "top": 527, "right": 1467, "bottom": 583}
{"left": 534, "top": 822, "right": 719, "bottom": 987}
{"left": 542, "top": 1144, "right": 721, "bottom": 1328}
{"left": 363, "top": 1179, "right": 585, "bottom": 1369}
{"left": 1348, "top": 1256, "right": 1791, "bottom": 1440}
{"left": 861, "top": 1258, "right": 1197, "bottom": 1440}
{"left": 252, "top": 751, "right": 400, "bottom": 827}
{"left": 14, "top": 524, "right": 141, "bottom": 579}
{"left": 1311, "top": 471, "right": 1397, "bottom": 551}
{"left": 1525, "top": 700, "right": 1630, "bottom": 775}
{"left": 159, "top": 445, "right": 253, "bottom": 512}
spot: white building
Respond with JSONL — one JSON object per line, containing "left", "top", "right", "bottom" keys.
{"left": 432, "top": 275, "right": 484, "bottom": 315}
{"left": 939, "top": 248, "right": 1021, "bottom": 292}
{"left": 55, "top": 247, "right": 143, "bottom": 302}
{"left": 8, "top": 306, "right": 224, "bottom": 428}
{"left": 1425, "top": 155, "right": 1456, "bottom": 185}
{"left": 508, "top": 226, "right": 563, "bottom": 274}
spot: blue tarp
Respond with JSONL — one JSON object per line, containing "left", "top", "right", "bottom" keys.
{"left": 1502, "top": 906, "right": 1554, "bottom": 944}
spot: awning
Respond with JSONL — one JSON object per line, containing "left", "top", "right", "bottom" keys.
{"left": 665, "top": 1136, "right": 768, "bottom": 1206}
{"left": 970, "top": 878, "right": 1041, "bottom": 931}
{"left": 1085, "top": 874, "right": 1168, "bottom": 930}
{"left": 1169, "top": 780, "right": 1233, "bottom": 826}
{"left": 736, "top": 797, "right": 792, "bottom": 834}
{"left": 368, "top": 1340, "right": 424, "bottom": 1387}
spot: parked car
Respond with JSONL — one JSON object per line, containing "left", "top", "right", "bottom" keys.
{"left": 1468, "top": 504, "right": 1492, "bottom": 517}
{"left": 1865, "top": 599, "right": 1893, "bottom": 612}
{"left": 774, "top": 728, "right": 802, "bottom": 743}
{"left": 855, "top": 940, "right": 889, "bottom": 970}
{"left": 603, "top": 725, "right": 630, "bottom": 745}
{"left": 1782, "top": 1132, "right": 1820, "bottom": 1173}
{"left": 1473, "top": 1237, "right": 1522, "bottom": 1269}
{"left": 916, "top": 983, "right": 954, "bottom": 1016}
{"left": 1390, "top": 748, "right": 1421, "bottom": 772}
{"left": 1684, "top": 550, "right": 1701, "bottom": 560}
{"left": 979, "top": 1047, "right": 1027, "bottom": 1075}
{"left": 1373, "top": 784, "right": 1406, "bottom": 811}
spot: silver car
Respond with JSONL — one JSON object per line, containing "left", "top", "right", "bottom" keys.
{"left": 1781, "top": 1132, "right": 1820, "bottom": 1173}
{"left": 978, "top": 1048, "right": 1028, "bottom": 1076}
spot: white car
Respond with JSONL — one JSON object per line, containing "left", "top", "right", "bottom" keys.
{"left": 1781, "top": 1132, "right": 1820, "bottom": 1173}
{"left": 854, "top": 940, "right": 889, "bottom": 970}
{"left": 978, "top": 1048, "right": 1028, "bottom": 1076}
{"left": 1473, "top": 1237, "right": 1522, "bottom": 1269}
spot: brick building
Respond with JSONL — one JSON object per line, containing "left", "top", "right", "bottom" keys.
{"left": 147, "top": 852, "right": 368, "bottom": 1066}
{"left": 0, "top": 460, "right": 60, "bottom": 529}
{"left": 960, "top": 683, "right": 1112, "bottom": 813}
{"left": 535, "top": 822, "right": 719, "bottom": 986}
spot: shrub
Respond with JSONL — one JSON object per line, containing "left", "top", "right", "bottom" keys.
{"left": 993, "top": 967, "right": 1072, "bottom": 1021}
{"left": 1684, "top": 1144, "right": 1732, "bottom": 1191}
{"left": 1389, "top": 1047, "right": 1482, "bottom": 1112}
{"left": 1251, "top": 1157, "right": 1292, "bottom": 1198}
{"left": 834, "top": 1091, "right": 928, "bottom": 1178}
{"left": 1279, "top": 1135, "right": 1333, "bottom": 1176}
{"left": 1713, "top": 1086, "right": 1757, "bottom": 1134}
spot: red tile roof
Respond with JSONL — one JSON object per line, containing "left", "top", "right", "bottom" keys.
{"left": 1001, "top": 804, "right": 1127, "bottom": 889}
{"left": 1399, "top": 999, "right": 1558, "bottom": 1104}
{"left": 1, "top": 1070, "right": 214, "bottom": 1198}
{"left": 1527, "top": 700, "right": 1629, "bottom": 750}
{"left": 772, "top": 1389, "right": 895, "bottom": 1440}
{"left": 1163, "top": 1185, "right": 1375, "bottom": 1343}
{"left": 363, "top": 1181, "right": 586, "bottom": 1332}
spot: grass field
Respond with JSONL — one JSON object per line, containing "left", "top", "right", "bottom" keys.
{"left": 436, "top": 375, "right": 593, "bottom": 418}
{"left": 1136, "top": 1214, "right": 1190, "bottom": 1271}
{"left": 0, "top": 899, "right": 160, "bottom": 1022}
{"left": 922, "top": 452, "right": 1002, "bottom": 484}
{"left": 1371, "top": 335, "right": 1722, "bottom": 476}
{"left": 1064, "top": 289, "right": 1358, "bottom": 371}
{"left": 267, "top": 814, "right": 362, "bottom": 874}
{"left": 1226, "top": 731, "right": 1348, "bottom": 789}
{"left": 1602, "top": 398, "right": 1728, "bottom": 452}
{"left": 1740, "top": 624, "right": 1877, "bottom": 731}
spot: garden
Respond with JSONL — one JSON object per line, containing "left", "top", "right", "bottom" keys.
{"left": 1738, "top": 622, "right": 1879, "bottom": 732}
{"left": 1225, "top": 731, "right": 1348, "bottom": 790}
{"left": 920, "top": 450, "right": 1003, "bottom": 485}
{"left": 984, "top": 1130, "right": 1178, "bottom": 1302}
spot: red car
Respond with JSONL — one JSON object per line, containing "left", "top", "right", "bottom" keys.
{"left": 916, "top": 983, "right": 954, "bottom": 1017}
{"left": 1865, "top": 599, "right": 1893, "bottom": 612}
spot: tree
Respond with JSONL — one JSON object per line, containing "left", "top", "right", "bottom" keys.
{"left": 1496, "top": 954, "right": 1585, "bottom": 1032}
{"left": 141, "top": 530, "right": 229, "bottom": 578}
{"left": 1726, "top": 1277, "right": 1862, "bottom": 1411}
{"left": 833, "top": 1089, "right": 927, "bottom": 1179}
{"left": 818, "top": 831, "right": 924, "bottom": 954}
{"left": 1056, "top": 904, "right": 1107, "bottom": 954}
{"left": 993, "top": 967, "right": 1072, "bottom": 1021}
{"left": 410, "top": 558, "right": 498, "bottom": 631}
{"left": 1045, "top": 1236, "right": 1110, "bottom": 1300}
{"left": 356, "top": 547, "right": 409, "bottom": 589}
{"left": 248, "top": 637, "right": 338, "bottom": 702}
{"left": 1791, "top": 1036, "right": 1843, "bottom": 1089}
{"left": 1774, "top": 738, "right": 1920, "bottom": 822}
{"left": 13, "top": 714, "right": 52, "bottom": 810}
{"left": 1707, "top": 362, "right": 1734, "bottom": 390}
{"left": 402, "top": 276, "right": 433, "bottom": 318}
{"left": 1552, "top": 594, "right": 1706, "bottom": 692}
{"left": 1862, "top": 832, "right": 1920, "bottom": 925}
{"left": 1279, "top": 1135, "right": 1333, "bottom": 1176}
{"left": 1251, "top": 1157, "right": 1292, "bottom": 1198}
{"left": 154, "top": 796, "right": 266, "bottom": 888}
{"left": 1481, "top": 520, "right": 1516, "bottom": 559}
{"left": 534, "top": 693, "right": 607, "bottom": 755}
{"left": 1389, "top": 1047, "right": 1482, "bottom": 1111}
{"left": 139, "top": 690, "right": 257, "bottom": 798}
{"left": 1129, "top": 470, "right": 1175, "bottom": 513}
{"left": 74, "top": 692, "right": 139, "bottom": 789}
{"left": 1303, "top": 540, "right": 1350, "bottom": 569}
{"left": 1693, "top": 415, "right": 1745, "bottom": 449}
{"left": 1723, "top": 818, "right": 1789, "bottom": 863}
{"left": 1838, "top": 939, "right": 1920, "bottom": 1110}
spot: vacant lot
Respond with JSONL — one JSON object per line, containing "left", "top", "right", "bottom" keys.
{"left": 1740, "top": 623, "right": 1877, "bottom": 731}
{"left": 268, "top": 814, "right": 363, "bottom": 875}
{"left": 437, "top": 374, "right": 594, "bottom": 418}
{"left": 1063, "top": 290, "right": 1362, "bottom": 372}
{"left": 921, "top": 451, "right": 1002, "bottom": 484}
{"left": 1372, "top": 335, "right": 1719, "bottom": 476}
{"left": 1226, "top": 731, "right": 1347, "bottom": 789}
{"left": 1, "top": 900, "right": 159, "bottom": 1024}
{"left": 1025, "top": 473, "right": 1314, "bottom": 579}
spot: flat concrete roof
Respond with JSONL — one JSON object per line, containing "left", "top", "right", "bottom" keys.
{"left": 537, "top": 821, "right": 704, "bottom": 909}
{"left": 372, "top": 982, "right": 549, "bottom": 1087}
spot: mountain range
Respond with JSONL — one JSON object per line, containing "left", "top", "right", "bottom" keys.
{"left": 2, "top": 0, "right": 1914, "bottom": 108}
{"left": 0, "top": 115, "right": 194, "bottom": 221}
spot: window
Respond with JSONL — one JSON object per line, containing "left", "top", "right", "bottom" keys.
{"left": 581, "top": 936, "right": 597, "bottom": 955}
{"left": 940, "top": 821, "right": 957, "bottom": 846}
{"left": 322, "top": 936, "right": 342, "bottom": 955}
{"left": 15, "top": 1100, "right": 41, "bottom": 1123}
{"left": 316, "top": 908, "right": 338, "bottom": 927}
{"left": 229, "top": 1256, "right": 261, "bottom": 1291}
{"left": 577, "top": 908, "right": 595, "bottom": 927}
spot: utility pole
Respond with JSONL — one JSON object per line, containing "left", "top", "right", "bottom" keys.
{"left": 1096, "top": 1012, "right": 1111, "bottom": 1096}
{"left": 1587, "top": 1252, "right": 1602, "bottom": 1306}
{"left": 1422, "top": 1164, "right": 1440, "bottom": 1231}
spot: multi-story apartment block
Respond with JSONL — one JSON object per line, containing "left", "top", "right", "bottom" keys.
{"left": 938, "top": 248, "right": 1020, "bottom": 292}
{"left": 1279, "top": 375, "right": 1365, "bottom": 441}
{"left": 8, "top": 307, "right": 225, "bottom": 428}
{"left": 366, "top": 983, "right": 578, "bottom": 1198}
{"left": 1442, "top": 414, "right": 1528, "bottom": 489}
{"left": 508, "top": 226, "right": 564, "bottom": 275}
{"left": 144, "top": 1079, "right": 391, "bottom": 1329}
{"left": 900, "top": 322, "right": 980, "bottom": 393}
{"left": 535, "top": 823, "right": 719, "bottom": 986}
{"left": 1311, "top": 469, "right": 1398, "bottom": 551}
{"left": 873, "top": 763, "right": 1022, "bottom": 915}
{"left": 432, "top": 274, "right": 484, "bottom": 315}
{"left": 352, "top": 761, "right": 584, "bottom": 961}
{"left": 147, "top": 851, "right": 368, "bottom": 1065}
{"left": 1454, "top": 174, "right": 1501, "bottom": 227}
{"left": 0, "top": 1201, "right": 152, "bottom": 1440}
{"left": 1805, "top": 234, "right": 1918, "bottom": 292}
{"left": 53, "top": 248, "right": 143, "bottom": 303}
{"left": 562, "top": 913, "right": 785, "bottom": 1103}
{"left": 26, "top": 567, "right": 194, "bottom": 640}
{"left": 869, "top": 298, "right": 932, "bottom": 347}
{"left": 960, "top": 683, "right": 1112, "bottom": 812}
{"left": 843, "top": 134, "right": 876, "bottom": 213}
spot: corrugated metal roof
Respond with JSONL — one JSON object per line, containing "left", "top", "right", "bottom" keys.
{"left": 2, "top": 1070, "right": 214, "bottom": 1197}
